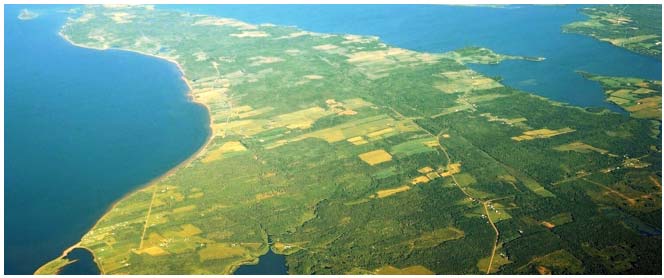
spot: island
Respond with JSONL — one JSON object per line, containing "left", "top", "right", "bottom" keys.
{"left": 17, "top": 9, "right": 39, "bottom": 20}
{"left": 564, "top": 5, "right": 662, "bottom": 58}
{"left": 36, "top": 5, "right": 661, "bottom": 275}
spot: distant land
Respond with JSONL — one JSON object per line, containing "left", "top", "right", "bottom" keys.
{"left": 564, "top": 5, "right": 662, "bottom": 58}
{"left": 23, "top": 4, "right": 662, "bottom": 275}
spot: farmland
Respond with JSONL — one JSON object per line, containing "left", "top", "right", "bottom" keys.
{"left": 580, "top": 71, "right": 662, "bottom": 121}
{"left": 36, "top": 5, "right": 661, "bottom": 275}
{"left": 564, "top": 5, "right": 662, "bottom": 57}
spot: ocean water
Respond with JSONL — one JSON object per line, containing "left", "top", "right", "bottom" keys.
{"left": 4, "top": 4, "right": 662, "bottom": 275}
{"left": 5, "top": 5, "right": 209, "bottom": 274}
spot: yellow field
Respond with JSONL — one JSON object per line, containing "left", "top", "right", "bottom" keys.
{"left": 481, "top": 113, "right": 528, "bottom": 127}
{"left": 607, "top": 96, "right": 631, "bottom": 105}
{"left": 324, "top": 98, "right": 365, "bottom": 116}
{"left": 435, "top": 70, "right": 502, "bottom": 94}
{"left": 347, "top": 136, "right": 368, "bottom": 145}
{"left": 345, "top": 47, "right": 439, "bottom": 79}
{"left": 367, "top": 127, "right": 395, "bottom": 138}
{"left": 439, "top": 163, "right": 461, "bottom": 177}
{"left": 626, "top": 96, "right": 661, "bottom": 119}
{"left": 188, "top": 192, "right": 204, "bottom": 199}
{"left": 212, "top": 119, "right": 269, "bottom": 137}
{"left": 213, "top": 105, "right": 336, "bottom": 138}
{"left": 237, "top": 107, "right": 273, "bottom": 119}
{"left": 135, "top": 231, "right": 169, "bottom": 257}
{"left": 374, "top": 265, "right": 435, "bottom": 275}
{"left": 172, "top": 205, "right": 196, "bottom": 214}
{"left": 248, "top": 56, "right": 283, "bottom": 66}
{"left": 255, "top": 191, "right": 284, "bottom": 201}
{"left": 273, "top": 106, "right": 331, "bottom": 129}
{"left": 347, "top": 48, "right": 411, "bottom": 63}
{"left": 178, "top": 224, "right": 202, "bottom": 237}
{"left": 202, "top": 141, "right": 247, "bottom": 163}
{"left": 541, "top": 221, "right": 556, "bottom": 229}
{"left": 293, "top": 114, "right": 419, "bottom": 144}
{"left": 411, "top": 176, "right": 430, "bottom": 185}
{"left": 198, "top": 243, "right": 248, "bottom": 261}
{"left": 135, "top": 246, "right": 168, "bottom": 256}
{"left": 418, "top": 166, "right": 434, "bottom": 174}
{"left": 607, "top": 34, "right": 659, "bottom": 45}
{"left": 303, "top": 74, "right": 324, "bottom": 80}
{"left": 554, "top": 141, "right": 609, "bottom": 154}
{"left": 229, "top": 30, "right": 269, "bottom": 38}
{"left": 358, "top": 149, "right": 393, "bottom": 165}
{"left": 192, "top": 88, "right": 225, "bottom": 104}
{"left": 426, "top": 171, "right": 441, "bottom": 180}
{"left": 313, "top": 44, "right": 338, "bottom": 51}
{"left": 512, "top": 128, "right": 575, "bottom": 141}
{"left": 375, "top": 185, "right": 411, "bottom": 198}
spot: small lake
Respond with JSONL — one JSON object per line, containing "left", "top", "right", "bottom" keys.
{"left": 235, "top": 248, "right": 288, "bottom": 275}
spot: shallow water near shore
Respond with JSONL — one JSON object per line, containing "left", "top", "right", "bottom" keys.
{"left": 5, "top": 5, "right": 209, "bottom": 274}
{"left": 58, "top": 248, "right": 100, "bottom": 275}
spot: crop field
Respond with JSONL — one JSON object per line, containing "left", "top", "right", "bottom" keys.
{"left": 581, "top": 72, "right": 662, "bottom": 120}
{"left": 358, "top": 149, "right": 393, "bottom": 165}
{"left": 36, "top": 5, "right": 662, "bottom": 275}
{"left": 554, "top": 141, "right": 610, "bottom": 155}
{"left": 511, "top": 128, "right": 576, "bottom": 141}
{"left": 564, "top": 5, "right": 662, "bottom": 57}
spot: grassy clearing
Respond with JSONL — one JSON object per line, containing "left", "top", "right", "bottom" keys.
{"left": 202, "top": 141, "right": 247, "bottom": 163}
{"left": 511, "top": 128, "right": 575, "bottom": 141}
{"left": 390, "top": 137, "right": 439, "bottom": 157}
{"left": 435, "top": 69, "right": 502, "bottom": 94}
{"left": 373, "top": 265, "right": 436, "bottom": 275}
{"left": 541, "top": 212, "right": 573, "bottom": 229}
{"left": 375, "top": 185, "right": 411, "bottom": 198}
{"left": 554, "top": 141, "right": 609, "bottom": 154}
{"left": 410, "top": 227, "right": 465, "bottom": 249}
{"left": 517, "top": 249, "right": 584, "bottom": 274}
{"left": 358, "top": 149, "right": 393, "bottom": 165}
{"left": 293, "top": 114, "right": 419, "bottom": 144}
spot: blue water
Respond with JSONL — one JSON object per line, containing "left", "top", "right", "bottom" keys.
{"left": 164, "top": 4, "right": 661, "bottom": 111}
{"left": 5, "top": 5, "right": 209, "bottom": 274}
{"left": 58, "top": 248, "right": 100, "bottom": 275}
{"left": 5, "top": 4, "right": 662, "bottom": 275}
{"left": 235, "top": 248, "right": 288, "bottom": 275}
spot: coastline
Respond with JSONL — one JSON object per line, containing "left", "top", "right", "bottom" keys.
{"left": 36, "top": 29, "right": 216, "bottom": 275}
{"left": 44, "top": 22, "right": 616, "bottom": 276}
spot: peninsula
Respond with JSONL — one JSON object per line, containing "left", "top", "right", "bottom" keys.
{"left": 37, "top": 5, "right": 661, "bottom": 275}
{"left": 564, "top": 5, "right": 662, "bottom": 58}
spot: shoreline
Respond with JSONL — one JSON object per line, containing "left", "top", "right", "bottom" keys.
{"left": 36, "top": 29, "right": 217, "bottom": 275}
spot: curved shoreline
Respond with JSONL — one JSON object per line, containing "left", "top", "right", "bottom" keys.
{"left": 35, "top": 30, "right": 216, "bottom": 275}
